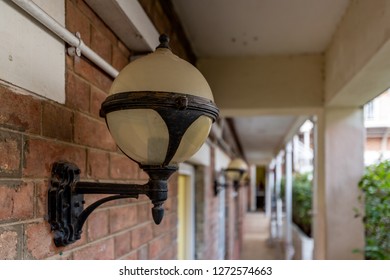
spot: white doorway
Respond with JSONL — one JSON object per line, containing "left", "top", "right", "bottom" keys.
{"left": 177, "top": 163, "right": 195, "bottom": 259}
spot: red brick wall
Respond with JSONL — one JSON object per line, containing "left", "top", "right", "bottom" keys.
{"left": 0, "top": 0, "right": 247, "bottom": 260}
{"left": 194, "top": 148, "right": 247, "bottom": 260}
{"left": 365, "top": 137, "right": 382, "bottom": 151}
{"left": 194, "top": 162, "right": 221, "bottom": 260}
{"left": 0, "top": 0, "right": 181, "bottom": 260}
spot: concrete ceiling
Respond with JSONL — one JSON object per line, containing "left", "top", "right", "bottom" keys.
{"left": 171, "top": 0, "right": 350, "bottom": 164}
{"left": 171, "top": 0, "right": 350, "bottom": 57}
{"left": 233, "top": 116, "right": 300, "bottom": 164}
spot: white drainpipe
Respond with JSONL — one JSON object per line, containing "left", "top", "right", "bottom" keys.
{"left": 11, "top": 0, "right": 119, "bottom": 78}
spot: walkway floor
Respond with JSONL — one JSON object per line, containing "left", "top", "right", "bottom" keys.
{"left": 240, "top": 211, "right": 283, "bottom": 260}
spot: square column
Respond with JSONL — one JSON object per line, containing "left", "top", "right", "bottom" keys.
{"left": 275, "top": 151, "right": 284, "bottom": 240}
{"left": 266, "top": 160, "right": 277, "bottom": 242}
{"left": 284, "top": 142, "right": 294, "bottom": 259}
{"left": 313, "top": 108, "right": 365, "bottom": 259}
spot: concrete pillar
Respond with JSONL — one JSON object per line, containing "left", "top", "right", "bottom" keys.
{"left": 250, "top": 165, "right": 257, "bottom": 211}
{"left": 285, "top": 142, "right": 294, "bottom": 259}
{"left": 265, "top": 162, "right": 275, "bottom": 218}
{"left": 313, "top": 108, "right": 365, "bottom": 259}
{"left": 275, "top": 151, "right": 284, "bottom": 240}
{"left": 266, "top": 160, "right": 276, "bottom": 242}
{"left": 293, "top": 135, "right": 299, "bottom": 172}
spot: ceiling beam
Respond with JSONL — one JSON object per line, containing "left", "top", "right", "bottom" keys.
{"left": 85, "top": 0, "right": 159, "bottom": 52}
{"left": 156, "top": 0, "right": 197, "bottom": 64}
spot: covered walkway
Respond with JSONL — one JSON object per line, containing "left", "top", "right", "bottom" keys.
{"left": 240, "top": 212, "right": 283, "bottom": 260}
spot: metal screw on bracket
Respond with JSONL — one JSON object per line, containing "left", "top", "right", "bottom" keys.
{"left": 67, "top": 32, "right": 82, "bottom": 57}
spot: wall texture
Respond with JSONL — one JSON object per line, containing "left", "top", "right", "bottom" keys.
{"left": 0, "top": 0, "right": 245, "bottom": 260}
{"left": 0, "top": 0, "right": 178, "bottom": 260}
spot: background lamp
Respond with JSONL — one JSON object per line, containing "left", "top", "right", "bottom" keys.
{"left": 48, "top": 35, "right": 219, "bottom": 246}
{"left": 225, "top": 158, "right": 249, "bottom": 182}
{"left": 214, "top": 158, "right": 248, "bottom": 195}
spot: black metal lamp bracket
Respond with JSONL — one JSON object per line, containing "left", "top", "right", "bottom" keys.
{"left": 214, "top": 168, "right": 246, "bottom": 196}
{"left": 214, "top": 169, "right": 228, "bottom": 196}
{"left": 214, "top": 180, "right": 228, "bottom": 196}
{"left": 48, "top": 161, "right": 176, "bottom": 247}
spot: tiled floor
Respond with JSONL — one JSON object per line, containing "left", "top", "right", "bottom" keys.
{"left": 240, "top": 211, "right": 283, "bottom": 260}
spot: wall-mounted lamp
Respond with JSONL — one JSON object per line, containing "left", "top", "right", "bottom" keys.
{"left": 48, "top": 35, "right": 219, "bottom": 247}
{"left": 214, "top": 158, "right": 248, "bottom": 195}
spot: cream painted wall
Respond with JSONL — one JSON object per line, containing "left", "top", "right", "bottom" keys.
{"left": 325, "top": 0, "right": 390, "bottom": 106}
{"left": 0, "top": 0, "right": 65, "bottom": 103}
{"left": 312, "top": 111, "right": 326, "bottom": 259}
{"left": 198, "top": 55, "right": 323, "bottom": 116}
{"left": 324, "top": 108, "right": 365, "bottom": 259}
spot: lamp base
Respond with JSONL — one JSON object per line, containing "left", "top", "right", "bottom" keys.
{"left": 141, "top": 165, "right": 177, "bottom": 225}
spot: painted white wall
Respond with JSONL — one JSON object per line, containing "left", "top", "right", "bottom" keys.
{"left": 0, "top": 0, "right": 65, "bottom": 103}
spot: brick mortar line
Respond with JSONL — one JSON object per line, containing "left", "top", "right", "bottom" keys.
{"left": 0, "top": 80, "right": 47, "bottom": 102}
{"left": 0, "top": 199, "right": 167, "bottom": 227}
{"left": 149, "top": 232, "right": 176, "bottom": 260}
{"left": 70, "top": 56, "right": 113, "bottom": 87}
{"left": 73, "top": 108, "right": 107, "bottom": 124}
{"left": 45, "top": 224, "right": 176, "bottom": 260}
{"left": 33, "top": 177, "right": 38, "bottom": 220}
{"left": 68, "top": 1, "right": 117, "bottom": 46}
{"left": 6, "top": 176, "right": 150, "bottom": 184}
{"left": 0, "top": 217, "right": 43, "bottom": 227}
{"left": 103, "top": 201, "right": 147, "bottom": 211}
{"left": 21, "top": 223, "right": 26, "bottom": 260}
{"left": 1, "top": 77, "right": 107, "bottom": 125}
{"left": 0, "top": 126, "right": 115, "bottom": 153}
{"left": 68, "top": 68, "right": 111, "bottom": 92}
{"left": 148, "top": 230, "right": 174, "bottom": 245}
{"left": 153, "top": 234, "right": 177, "bottom": 260}
{"left": 118, "top": 248, "right": 138, "bottom": 260}
{"left": 44, "top": 219, "right": 157, "bottom": 260}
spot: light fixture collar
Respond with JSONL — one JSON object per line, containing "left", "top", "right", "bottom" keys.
{"left": 156, "top": 34, "right": 170, "bottom": 50}
{"left": 100, "top": 91, "right": 219, "bottom": 121}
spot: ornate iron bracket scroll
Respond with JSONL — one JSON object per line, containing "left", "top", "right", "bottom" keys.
{"left": 48, "top": 161, "right": 176, "bottom": 247}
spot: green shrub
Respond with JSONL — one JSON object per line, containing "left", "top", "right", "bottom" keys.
{"left": 292, "top": 173, "right": 312, "bottom": 237}
{"left": 358, "top": 160, "right": 390, "bottom": 260}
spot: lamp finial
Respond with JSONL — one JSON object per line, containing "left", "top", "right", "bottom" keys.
{"left": 157, "top": 34, "right": 170, "bottom": 49}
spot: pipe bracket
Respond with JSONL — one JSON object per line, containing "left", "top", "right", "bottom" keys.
{"left": 67, "top": 32, "right": 82, "bottom": 57}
